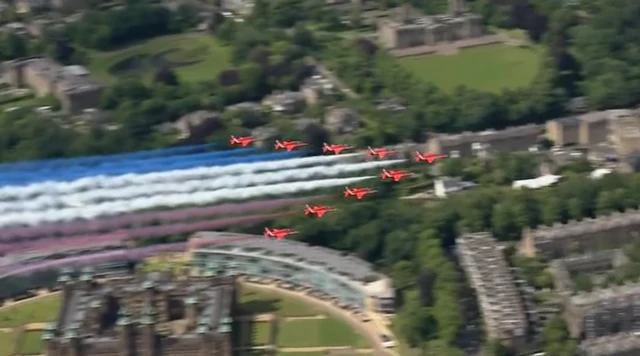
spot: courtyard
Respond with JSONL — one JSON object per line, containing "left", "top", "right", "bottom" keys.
{"left": 87, "top": 33, "right": 232, "bottom": 84}
{"left": 399, "top": 43, "right": 541, "bottom": 93}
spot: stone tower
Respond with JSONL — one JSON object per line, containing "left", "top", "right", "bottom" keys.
{"left": 448, "top": 0, "right": 468, "bottom": 15}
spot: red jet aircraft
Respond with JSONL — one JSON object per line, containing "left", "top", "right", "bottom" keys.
{"left": 264, "top": 227, "right": 297, "bottom": 240}
{"left": 274, "top": 140, "right": 307, "bottom": 152}
{"left": 415, "top": 152, "right": 448, "bottom": 164}
{"left": 381, "top": 169, "right": 414, "bottom": 182}
{"left": 303, "top": 204, "right": 337, "bottom": 218}
{"left": 343, "top": 187, "right": 377, "bottom": 199}
{"left": 229, "top": 135, "right": 257, "bottom": 147}
{"left": 367, "top": 146, "right": 397, "bottom": 159}
{"left": 322, "top": 142, "right": 352, "bottom": 155}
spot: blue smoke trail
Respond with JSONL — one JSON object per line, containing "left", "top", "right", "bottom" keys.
{"left": 0, "top": 151, "right": 304, "bottom": 186}
{"left": 0, "top": 143, "right": 218, "bottom": 173}
{"left": 0, "top": 148, "right": 258, "bottom": 183}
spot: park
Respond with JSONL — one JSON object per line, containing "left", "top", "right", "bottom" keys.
{"left": 87, "top": 33, "right": 232, "bottom": 84}
{"left": 398, "top": 43, "right": 542, "bottom": 93}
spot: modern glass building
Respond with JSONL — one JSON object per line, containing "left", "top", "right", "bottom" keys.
{"left": 188, "top": 232, "right": 395, "bottom": 313}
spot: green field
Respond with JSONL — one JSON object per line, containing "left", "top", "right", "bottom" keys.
{"left": 88, "top": 33, "right": 232, "bottom": 83}
{"left": 277, "top": 319, "right": 369, "bottom": 348}
{"left": 399, "top": 44, "right": 541, "bottom": 92}
{"left": 0, "top": 294, "right": 61, "bottom": 328}
{"left": 239, "top": 285, "right": 322, "bottom": 317}
{"left": 0, "top": 332, "right": 16, "bottom": 356}
{"left": 251, "top": 321, "right": 271, "bottom": 346}
{"left": 19, "top": 331, "right": 43, "bottom": 355}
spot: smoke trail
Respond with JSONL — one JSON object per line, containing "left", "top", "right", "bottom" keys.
{"left": 0, "top": 243, "right": 188, "bottom": 278}
{"left": 0, "top": 154, "right": 363, "bottom": 199}
{"left": 0, "top": 148, "right": 258, "bottom": 181}
{"left": 0, "top": 160, "right": 402, "bottom": 213}
{"left": 0, "top": 151, "right": 302, "bottom": 186}
{"left": 0, "top": 144, "right": 217, "bottom": 173}
{"left": 0, "top": 176, "right": 373, "bottom": 227}
{"left": 0, "top": 197, "right": 322, "bottom": 240}
{"left": 0, "top": 214, "right": 284, "bottom": 253}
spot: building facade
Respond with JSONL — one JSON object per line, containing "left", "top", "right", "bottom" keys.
{"left": 43, "top": 268, "right": 235, "bottom": 356}
{"left": 566, "top": 284, "right": 640, "bottom": 340}
{"left": 579, "top": 331, "right": 640, "bottom": 356}
{"left": 377, "top": 1, "right": 484, "bottom": 50}
{"left": 426, "top": 124, "right": 543, "bottom": 157}
{"left": 519, "top": 210, "right": 640, "bottom": 259}
{"left": 187, "top": 232, "right": 395, "bottom": 314}
{"left": 5, "top": 58, "right": 103, "bottom": 114}
{"left": 456, "top": 232, "right": 528, "bottom": 347}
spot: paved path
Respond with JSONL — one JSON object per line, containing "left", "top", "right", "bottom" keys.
{"left": 280, "top": 346, "right": 373, "bottom": 352}
{"left": 241, "top": 280, "right": 394, "bottom": 356}
{"left": 284, "top": 315, "right": 327, "bottom": 320}
{"left": 0, "top": 291, "right": 59, "bottom": 311}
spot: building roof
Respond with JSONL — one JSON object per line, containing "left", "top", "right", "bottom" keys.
{"left": 432, "top": 124, "right": 543, "bottom": 147}
{"left": 456, "top": 232, "right": 528, "bottom": 338}
{"left": 189, "top": 232, "right": 381, "bottom": 283}
{"left": 579, "top": 332, "right": 640, "bottom": 356}
{"left": 512, "top": 174, "right": 562, "bottom": 189}
{"left": 570, "top": 283, "right": 640, "bottom": 309}
{"left": 21, "top": 58, "right": 102, "bottom": 94}
{"left": 528, "top": 209, "right": 640, "bottom": 245}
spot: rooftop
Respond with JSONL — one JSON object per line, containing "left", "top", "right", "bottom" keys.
{"left": 189, "top": 232, "right": 381, "bottom": 283}
{"left": 432, "top": 124, "right": 543, "bottom": 146}
{"left": 579, "top": 332, "right": 640, "bottom": 356}
{"left": 456, "top": 232, "right": 528, "bottom": 337}
{"left": 570, "top": 283, "right": 640, "bottom": 308}
{"left": 529, "top": 209, "right": 640, "bottom": 243}
{"left": 21, "top": 58, "right": 102, "bottom": 94}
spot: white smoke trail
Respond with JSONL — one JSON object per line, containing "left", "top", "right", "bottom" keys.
{"left": 0, "top": 176, "right": 375, "bottom": 227}
{"left": 0, "top": 160, "right": 404, "bottom": 213}
{"left": 0, "top": 153, "right": 363, "bottom": 200}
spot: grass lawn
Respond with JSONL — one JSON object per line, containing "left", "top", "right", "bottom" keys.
{"left": 19, "top": 331, "right": 43, "bottom": 355}
{"left": 277, "top": 318, "right": 370, "bottom": 348}
{"left": 399, "top": 43, "right": 541, "bottom": 93}
{"left": 0, "top": 294, "right": 61, "bottom": 328}
{"left": 251, "top": 321, "right": 271, "bottom": 346}
{"left": 0, "top": 332, "right": 16, "bottom": 356}
{"left": 88, "top": 33, "right": 232, "bottom": 84}
{"left": 239, "top": 285, "right": 322, "bottom": 317}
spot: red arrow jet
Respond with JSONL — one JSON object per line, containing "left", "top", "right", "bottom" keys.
{"left": 415, "top": 152, "right": 448, "bottom": 164}
{"left": 322, "top": 142, "right": 353, "bottom": 155}
{"left": 381, "top": 169, "right": 414, "bottom": 182}
{"left": 344, "top": 187, "right": 377, "bottom": 199}
{"left": 229, "top": 135, "right": 257, "bottom": 147}
{"left": 274, "top": 140, "right": 307, "bottom": 152}
{"left": 303, "top": 204, "right": 337, "bottom": 218}
{"left": 264, "top": 227, "right": 297, "bottom": 240}
{"left": 367, "top": 146, "right": 397, "bottom": 159}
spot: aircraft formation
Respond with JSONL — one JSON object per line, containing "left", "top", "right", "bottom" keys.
{"left": 229, "top": 135, "right": 448, "bottom": 240}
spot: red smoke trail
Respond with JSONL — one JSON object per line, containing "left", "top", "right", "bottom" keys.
{"left": 0, "top": 197, "right": 322, "bottom": 241}
{"left": 0, "top": 213, "right": 285, "bottom": 255}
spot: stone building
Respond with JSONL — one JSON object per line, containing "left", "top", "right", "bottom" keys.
{"left": 43, "top": 268, "right": 235, "bottom": 356}
{"left": 4, "top": 58, "right": 103, "bottom": 114}
{"left": 377, "top": 0, "right": 484, "bottom": 49}
{"left": 545, "top": 110, "right": 617, "bottom": 148}
{"left": 188, "top": 232, "right": 395, "bottom": 313}
{"left": 456, "top": 232, "right": 528, "bottom": 347}
{"left": 426, "top": 124, "right": 543, "bottom": 158}
{"left": 324, "top": 107, "right": 360, "bottom": 134}
{"left": 608, "top": 109, "right": 640, "bottom": 156}
{"left": 174, "top": 111, "right": 221, "bottom": 141}
{"left": 519, "top": 210, "right": 640, "bottom": 259}
{"left": 578, "top": 332, "right": 640, "bottom": 356}
{"left": 565, "top": 284, "right": 640, "bottom": 340}
{"left": 550, "top": 249, "right": 628, "bottom": 295}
